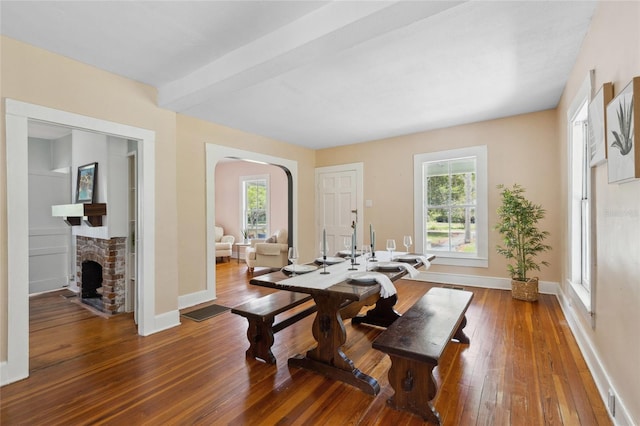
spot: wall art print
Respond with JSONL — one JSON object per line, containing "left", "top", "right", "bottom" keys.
{"left": 76, "top": 162, "right": 98, "bottom": 203}
{"left": 588, "top": 82, "right": 613, "bottom": 167}
{"left": 607, "top": 77, "right": 639, "bottom": 184}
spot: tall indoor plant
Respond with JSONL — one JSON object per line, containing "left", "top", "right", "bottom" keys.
{"left": 494, "top": 184, "right": 551, "bottom": 301}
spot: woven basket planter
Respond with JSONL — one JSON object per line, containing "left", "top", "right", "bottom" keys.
{"left": 511, "top": 277, "right": 538, "bottom": 302}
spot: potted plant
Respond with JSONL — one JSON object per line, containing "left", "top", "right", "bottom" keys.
{"left": 494, "top": 184, "right": 551, "bottom": 301}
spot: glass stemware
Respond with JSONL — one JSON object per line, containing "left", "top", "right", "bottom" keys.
{"left": 403, "top": 235, "right": 413, "bottom": 254}
{"left": 288, "top": 247, "right": 299, "bottom": 276}
{"left": 386, "top": 239, "right": 396, "bottom": 261}
{"left": 361, "top": 245, "right": 372, "bottom": 271}
{"left": 343, "top": 236, "right": 351, "bottom": 253}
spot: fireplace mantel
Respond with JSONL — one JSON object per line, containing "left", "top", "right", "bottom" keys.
{"left": 52, "top": 203, "right": 107, "bottom": 227}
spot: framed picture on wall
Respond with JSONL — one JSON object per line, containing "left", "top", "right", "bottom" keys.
{"left": 607, "top": 77, "right": 639, "bottom": 184}
{"left": 588, "top": 82, "right": 613, "bottom": 167}
{"left": 76, "top": 162, "right": 98, "bottom": 203}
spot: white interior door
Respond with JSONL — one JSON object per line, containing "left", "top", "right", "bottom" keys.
{"left": 316, "top": 164, "right": 363, "bottom": 256}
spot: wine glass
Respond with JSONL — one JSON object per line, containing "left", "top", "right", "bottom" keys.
{"left": 343, "top": 236, "right": 351, "bottom": 254}
{"left": 403, "top": 235, "right": 413, "bottom": 253}
{"left": 288, "top": 247, "right": 299, "bottom": 276}
{"left": 361, "top": 245, "right": 372, "bottom": 271}
{"left": 386, "top": 239, "right": 396, "bottom": 261}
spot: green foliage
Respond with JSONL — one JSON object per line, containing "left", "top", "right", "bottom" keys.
{"left": 494, "top": 184, "right": 551, "bottom": 281}
{"left": 610, "top": 96, "right": 634, "bottom": 156}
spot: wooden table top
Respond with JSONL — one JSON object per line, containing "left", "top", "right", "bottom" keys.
{"left": 250, "top": 254, "right": 434, "bottom": 300}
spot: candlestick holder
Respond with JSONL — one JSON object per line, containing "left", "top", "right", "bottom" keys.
{"left": 369, "top": 244, "right": 377, "bottom": 262}
{"left": 320, "top": 255, "right": 330, "bottom": 274}
{"left": 351, "top": 246, "right": 360, "bottom": 266}
{"left": 348, "top": 256, "right": 357, "bottom": 270}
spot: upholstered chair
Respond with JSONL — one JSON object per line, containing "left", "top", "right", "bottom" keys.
{"left": 215, "top": 225, "right": 235, "bottom": 262}
{"left": 245, "top": 229, "right": 289, "bottom": 274}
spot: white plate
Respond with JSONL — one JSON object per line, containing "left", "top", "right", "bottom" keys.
{"left": 283, "top": 264, "right": 318, "bottom": 274}
{"left": 338, "top": 249, "right": 362, "bottom": 256}
{"left": 315, "top": 256, "right": 346, "bottom": 265}
{"left": 394, "top": 254, "right": 421, "bottom": 262}
{"left": 375, "top": 262, "right": 405, "bottom": 271}
{"left": 346, "top": 271, "right": 382, "bottom": 284}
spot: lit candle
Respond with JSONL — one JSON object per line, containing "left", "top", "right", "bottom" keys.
{"left": 322, "top": 228, "right": 327, "bottom": 256}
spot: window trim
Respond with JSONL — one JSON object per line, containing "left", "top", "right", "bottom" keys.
{"left": 414, "top": 145, "right": 488, "bottom": 267}
{"left": 240, "top": 174, "right": 270, "bottom": 238}
{"left": 566, "top": 70, "right": 595, "bottom": 318}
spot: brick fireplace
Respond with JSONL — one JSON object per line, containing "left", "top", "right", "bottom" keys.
{"left": 76, "top": 236, "right": 127, "bottom": 314}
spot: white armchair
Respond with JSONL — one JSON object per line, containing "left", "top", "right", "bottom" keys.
{"left": 215, "top": 226, "right": 235, "bottom": 262}
{"left": 245, "top": 229, "right": 289, "bottom": 274}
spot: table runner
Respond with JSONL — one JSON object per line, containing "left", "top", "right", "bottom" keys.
{"left": 278, "top": 254, "right": 397, "bottom": 297}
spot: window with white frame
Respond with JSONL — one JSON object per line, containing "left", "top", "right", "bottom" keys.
{"left": 414, "top": 146, "right": 488, "bottom": 267}
{"left": 241, "top": 175, "right": 269, "bottom": 239}
{"left": 568, "top": 74, "right": 593, "bottom": 312}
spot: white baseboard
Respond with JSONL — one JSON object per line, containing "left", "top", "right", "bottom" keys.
{"left": 408, "top": 271, "right": 558, "bottom": 295}
{"left": 152, "top": 310, "right": 181, "bottom": 334}
{"left": 556, "top": 288, "right": 634, "bottom": 426}
{"left": 411, "top": 271, "right": 633, "bottom": 425}
{"left": 178, "top": 289, "right": 216, "bottom": 309}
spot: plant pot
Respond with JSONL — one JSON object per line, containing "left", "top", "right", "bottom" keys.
{"left": 511, "top": 277, "right": 538, "bottom": 302}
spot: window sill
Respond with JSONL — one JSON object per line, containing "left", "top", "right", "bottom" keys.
{"left": 568, "top": 278, "right": 592, "bottom": 313}
{"left": 431, "top": 256, "right": 488, "bottom": 268}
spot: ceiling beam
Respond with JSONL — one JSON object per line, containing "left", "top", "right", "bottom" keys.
{"left": 158, "top": 1, "right": 464, "bottom": 113}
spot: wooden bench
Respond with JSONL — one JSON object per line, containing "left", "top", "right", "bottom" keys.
{"left": 231, "top": 291, "right": 317, "bottom": 364}
{"left": 372, "top": 287, "right": 473, "bottom": 424}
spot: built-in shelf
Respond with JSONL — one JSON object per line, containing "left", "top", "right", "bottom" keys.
{"left": 51, "top": 203, "right": 107, "bottom": 227}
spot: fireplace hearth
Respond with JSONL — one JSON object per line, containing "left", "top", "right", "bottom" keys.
{"left": 76, "top": 236, "right": 127, "bottom": 314}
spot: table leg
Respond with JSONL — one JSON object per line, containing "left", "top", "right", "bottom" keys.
{"left": 351, "top": 293, "right": 400, "bottom": 327}
{"left": 288, "top": 293, "right": 380, "bottom": 395}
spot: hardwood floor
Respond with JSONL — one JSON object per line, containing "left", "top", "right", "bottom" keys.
{"left": 1, "top": 261, "right": 610, "bottom": 425}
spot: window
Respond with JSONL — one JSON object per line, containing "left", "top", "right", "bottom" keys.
{"left": 414, "top": 146, "right": 488, "bottom": 267}
{"left": 241, "top": 176, "right": 269, "bottom": 239}
{"left": 568, "top": 73, "right": 593, "bottom": 313}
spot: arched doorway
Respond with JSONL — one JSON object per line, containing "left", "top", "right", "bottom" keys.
{"left": 205, "top": 145, "right": 297, "bottom": 300}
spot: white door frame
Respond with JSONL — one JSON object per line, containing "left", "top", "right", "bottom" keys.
{"left": 2, "top": 99, "right": 156, "bottom": 385}
{"left": 204, "top": 144, "right": 298, "bottom": 305}
{"left": 315, "top": 163, "right": 364, "bottom": 250}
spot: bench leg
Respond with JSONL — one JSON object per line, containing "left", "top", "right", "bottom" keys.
{"left": 453, "top": 315, "right": 470, "bottom": 344}
{"left": 244, "top": 317, "right": 276, "bottom": 365}
{"left": 386, "top": 355, "right": 441, "bottom": 425}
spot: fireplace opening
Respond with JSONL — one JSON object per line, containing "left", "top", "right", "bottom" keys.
{"left": 81, "top": 260, "right": 103, "bottom": 299}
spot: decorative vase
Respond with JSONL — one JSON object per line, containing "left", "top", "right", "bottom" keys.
{"left": 511, "top": 277, "right": 538, "bottom": 302}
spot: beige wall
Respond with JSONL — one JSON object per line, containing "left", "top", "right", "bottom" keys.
{"left": 175, "top": 114, "right": 316, "bottom": 298}
{"left": 1, "top": 36, "right": 180, "bottom": 360}
{"left": 556, "top": 1, "right": 640, "bottom": 422}
{"left": 317, "top": 109, "right": 560, "bottom": 282}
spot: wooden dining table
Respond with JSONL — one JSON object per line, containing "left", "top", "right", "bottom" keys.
{"left": 249, "top": 253, "right": 433, "bottom": 395}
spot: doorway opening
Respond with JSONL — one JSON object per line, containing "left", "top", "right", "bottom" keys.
{"left": 205, "top": 145, "right": 297, "bottom": 304}
{"left": 4, "top": 99, "right": 156, "bottom": 385}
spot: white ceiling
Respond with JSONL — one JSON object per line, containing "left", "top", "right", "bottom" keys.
{"left": 1, "top": 1, "right": 597, "bottom": 148}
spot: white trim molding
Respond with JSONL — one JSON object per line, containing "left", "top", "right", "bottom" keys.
{"left": 556, "top": 287, "right": 633, "bottom": 426}
{"left": 205, "top": 144, "right": 298, "bottom": 305}
{"left": 3, "top": 99, "right": 158, "bottom": 385}
{"left": 407, "top": 271, "right": 558, "bottom": 295}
